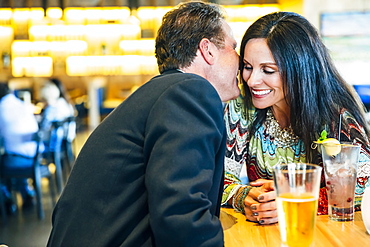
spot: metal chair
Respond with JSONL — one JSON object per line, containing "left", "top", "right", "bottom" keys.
{"left": 38, "top": 116, "right": 75, "bottom": 194}
{"left": 42, "top": 120, "right": 66, "bottom": 194}
{"left": 0, "top": 137, "right": 7, "bottom": 224}
{"left": 60, "top": 116, "right": 76, "bottom": 179}
{"left": 0, "top": 127, "right": 57, "bottom": 220}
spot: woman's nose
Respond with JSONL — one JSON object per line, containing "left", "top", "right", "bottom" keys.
{"left": 246, "top": 71, "right": 263, "bottom": 87}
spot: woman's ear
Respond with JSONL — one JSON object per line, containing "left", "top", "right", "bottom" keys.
{"left": 198, "top": 38, "right": 217, "bottom": 65}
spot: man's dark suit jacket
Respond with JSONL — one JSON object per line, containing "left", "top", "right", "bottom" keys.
{"left": 47, "top": 70, "right": 226, "bottom": 247}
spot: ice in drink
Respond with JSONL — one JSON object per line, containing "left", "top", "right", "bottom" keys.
{"left": 324, "top": 164, "right": 357, "bottom": 221}
{"left": 277, "top": 192, "right": 318, "bottom": 247}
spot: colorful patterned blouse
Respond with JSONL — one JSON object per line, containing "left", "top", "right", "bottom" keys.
{"left": 223, "top": 95, "right": 370, "bottom": 215}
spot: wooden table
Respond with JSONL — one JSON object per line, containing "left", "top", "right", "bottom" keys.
{"left": 221, "top": 207, "right": 370, "bottom": 246}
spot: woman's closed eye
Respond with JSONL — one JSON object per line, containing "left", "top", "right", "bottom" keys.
{"left": 244, "top": 65, "right": 278, "bottom": 75}
{"left": 262, "top": 66, "right": 278, "bottom": 74}
{"left": 244, "top": 65, "right": 252, "bottom": 71}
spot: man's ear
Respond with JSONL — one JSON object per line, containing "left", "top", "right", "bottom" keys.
{"left": 198, "top": 38, "right": 217, "bottom": 65}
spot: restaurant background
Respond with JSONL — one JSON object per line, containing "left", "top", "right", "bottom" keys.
{"left": 0, "top": 0, "right": 368, "bottom": 130}
{"left": 0, "top": 0, "right": 369, "bottom": 246}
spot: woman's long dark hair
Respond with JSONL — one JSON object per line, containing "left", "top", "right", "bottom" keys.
{"left": 240, "top": 12, "right": 369, "bottom": 162}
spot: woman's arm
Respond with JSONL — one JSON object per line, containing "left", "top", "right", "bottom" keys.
{"left": 223, "top": 99, "right": 278, "bottom": 224}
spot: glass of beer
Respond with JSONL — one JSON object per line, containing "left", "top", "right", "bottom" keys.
{"left": 273, "top": 163, "right": 322, "bottom": 247}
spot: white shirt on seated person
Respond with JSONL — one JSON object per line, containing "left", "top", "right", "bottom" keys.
{"left": 0, "top": 93, "right": 39, "bottom": 158}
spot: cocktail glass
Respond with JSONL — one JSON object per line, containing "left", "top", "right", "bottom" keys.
{"left": 273, "top": 163, "right": 322, "bottom": 247}
{"left": 320, "top": 143, "right": 360, "bottom": 221}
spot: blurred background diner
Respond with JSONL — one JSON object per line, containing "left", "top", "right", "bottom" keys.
{"left": 0, "top": 0, "right": 369, "bottom": 246}
{"left": 0, "top": 82, "right": 39, "bottom": 215}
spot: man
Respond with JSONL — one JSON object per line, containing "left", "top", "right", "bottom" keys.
{"left": 47, "top": 1, "right": 240, "bottom": 246}
{"left": 0, "top": 82, "right": 38, "bottom": 213}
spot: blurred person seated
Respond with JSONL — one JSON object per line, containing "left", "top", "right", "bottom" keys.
{"left": 39, "top": 79, "right": 76, "bottom": 142}
{"left": 0, "top": 82, "right": 39, "bottom": 213}
{"left": 39, "top": 79, "right": 76, "bottom": 159}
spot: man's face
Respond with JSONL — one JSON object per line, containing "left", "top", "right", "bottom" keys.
{"left": 209, "top": 20, "right": 240, "bottom": 102}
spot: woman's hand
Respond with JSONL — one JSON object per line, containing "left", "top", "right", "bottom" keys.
{"left": 243, "top": 180, "right": 278, "bottom": 225}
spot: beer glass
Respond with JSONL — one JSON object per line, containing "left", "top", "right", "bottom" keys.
{"left": 273, "top": 163, "right": 322, "bottom": 247}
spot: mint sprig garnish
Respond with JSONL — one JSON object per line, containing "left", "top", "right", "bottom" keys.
{"left": 319, "top": 130, "right": 328, "bottom": 141}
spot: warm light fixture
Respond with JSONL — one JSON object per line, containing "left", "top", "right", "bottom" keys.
{"left": 119, "top": 39, "right": 155, "bottom": 56}
{"left": 0, "top": 26, "right": 13, "bottom": 53}
{"left": 12, "top": 56, "right": 53, "bottom": 77}
{"left": 29, "top": 25, "right": 49, "bottom": 40}
{"left": 137, "top": 7, "right": 172, "bottom": 37}
{"left": 5, "top": 4, "right": 281, "bottom": 79}
{"left": 12, "top": 41, "right": 32, "bottom": 57}
{"left": 46, "top": 8, "right": 63, "bottom": 20}
{"left": 66, "top": 55, "right": 157, "bottom": 76}
{"left": 224, "top": 4, "right": 280, "bottom": 22}
{"left": 49, "top": 40, "right": 88, "bottom": 59}
{"left": 64, "top": 8, "right": 86, "bottom": 25}
{"left": 85, "top": 7, "right": 103, "bottom": 24}
{"left": 85, "top": 24, "right": 140, "bottom": 55}
{"left": 0, "top": 9, "right": 12, "bottom": 26}
{"left": 30, "top": 41, "right": 50, "bottom": 56}
{"left": 101, "top": 7, "right": 130, "bottom": 24}
{"left": 12, "top": 8, "right": 45, "bottom": 38}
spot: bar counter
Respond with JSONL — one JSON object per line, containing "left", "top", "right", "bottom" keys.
{"left": 220, "top": 207, "right": 370, "bottom": 247}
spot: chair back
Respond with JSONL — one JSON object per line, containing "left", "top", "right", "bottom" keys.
{"left": 63, "top": 116, "right": 76, "bottom": 142}
{"left": 0, "top": 135, "right": 6, "bottom": 223}
{"left": 0, "top": 125, "right": 57, "bottom": 220}
{"left": 33, "top": 126, "right": 49, "bottom": 167}
{"left": 41, "top": 119, "right": 66, "bottom": 193}
{"left": 0, "top": 135, "right": 4, "bottom": 155}
{"left": 0, "top": 136, "right": 3, "bottom": 168}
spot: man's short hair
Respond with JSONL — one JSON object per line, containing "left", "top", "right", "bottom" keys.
{"left": 155, "top": 1, "right": 226, "bottom": 74}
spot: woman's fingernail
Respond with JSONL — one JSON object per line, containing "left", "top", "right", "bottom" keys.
{"left": 253, "top": 212, "right": 259, "bottom": 216}
{"left": 259, "top": 220, "right": 265, "bottom": 224}
{"left": 258, "top": 195, "right": 264, "bottom": 201}
{"left": 251, "top": 205, "right": 257, "bottom": 210}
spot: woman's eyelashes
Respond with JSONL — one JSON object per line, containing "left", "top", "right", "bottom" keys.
{"left": 243, "top": 64, "right": 277, "bottom": 75}
{"left": 244, "top": 64, "right": 252, "bottom": 71}
{"left": 263, "top": 67, "right": 276, "bottom": 74}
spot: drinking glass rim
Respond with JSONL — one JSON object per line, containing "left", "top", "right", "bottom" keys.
{"left": 314, "top": 142, "right": 360, "bottom": 148}
{"left": 272, "top": 162, "right": 322, "bottom": 171}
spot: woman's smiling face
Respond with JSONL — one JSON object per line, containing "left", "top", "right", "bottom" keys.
{"left": 242, "top": 38, "right": 287, "bottom": 111}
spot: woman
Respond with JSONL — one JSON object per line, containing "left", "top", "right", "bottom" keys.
{"left": 222, "top": 12, "right": 370, "bottom": 225}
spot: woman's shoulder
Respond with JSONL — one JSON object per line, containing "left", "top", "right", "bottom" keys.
{"left": 341, "top": 109, "right": 367, "bottom": 131}
{"left": 339, "top": 108, "right": 370, "bottom": 145}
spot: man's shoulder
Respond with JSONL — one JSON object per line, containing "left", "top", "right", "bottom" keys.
{"left": 143, "top": 70, "right": 211, "bottom": 94}
{"left": 152, "top": 70, "right": 207, "bottom": 83}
